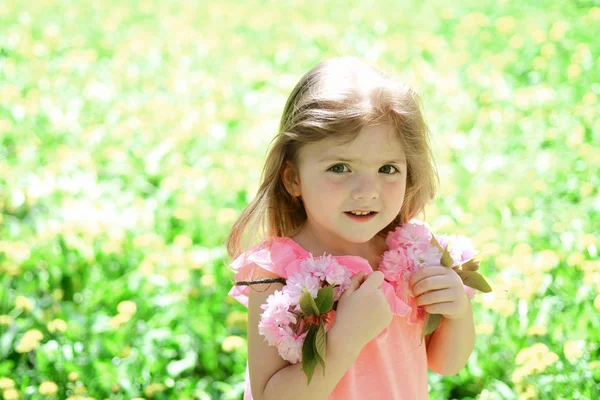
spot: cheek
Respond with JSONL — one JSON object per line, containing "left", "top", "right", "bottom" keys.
{"left": 384, "top": 181, "right": 406, "bottom": 200}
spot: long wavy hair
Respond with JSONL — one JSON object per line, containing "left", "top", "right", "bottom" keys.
{"left": 226, "top": 56, "right": 439, "bottom": 264}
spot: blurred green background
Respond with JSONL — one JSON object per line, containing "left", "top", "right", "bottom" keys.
{"left": 1, "top": 0, "right": 599, "bottom": 399}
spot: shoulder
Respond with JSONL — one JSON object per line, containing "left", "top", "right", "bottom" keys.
{"left": 228, "top": 237, "right": 305, "bottom": 307}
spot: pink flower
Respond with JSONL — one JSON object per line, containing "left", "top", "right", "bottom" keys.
{"left": 258, "top": 321, "right": 285, "bottom": 346}
{"left": 325, "top": 259, "right": 352, "bottom": 290}
{"left": 277, "top": 326, "right": 307, "bottom": 363}
{"left": 386, "top": 220, "right": 432, "bottom": 249}
{"left": 258, "top": 291, "right": 297, "bottom": 345}
{"left": 380, "top": 248, "right": 414, "bottom": 282}
{"left": 436, "top": 234, "right": 479, "bottom": 267}
{"left": 284, "top": 272, "right": 321, "bottom": 305}
{"left": 407, "top": 243, "right": 443, "bottom": 268}
{"left": 300, "top": 253, "right": 332, "bottom": 280}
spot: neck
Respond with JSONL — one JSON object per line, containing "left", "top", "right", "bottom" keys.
{"left": 292, "top": 221, "right": 383, "bottom": 258}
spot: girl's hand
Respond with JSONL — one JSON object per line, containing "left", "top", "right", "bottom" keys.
{"left": 331, "top": 271, "right": 393, "bottom": 351}
{"left": 409, "top": 266, "right": 470, "bottom": 320}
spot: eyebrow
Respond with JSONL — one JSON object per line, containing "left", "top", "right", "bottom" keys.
{"left": 319, "top": 156, "right": 407, "bottom": 164}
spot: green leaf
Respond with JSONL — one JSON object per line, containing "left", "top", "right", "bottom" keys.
{"left": 301, "top": 325, "right": 319, "bottom": 385}
{"left": 461, "top": 258, "right": 480, "bottom": 271}
{"left": 314, "top": 321, "right": 327, "bottom": 376}
{"left": 315, "top": 286, "right": 334, "bottom": 314}
{"left": 420, "top": 313, "right": 443, "bottom": 344}
{"left": 457, "top": 270, "right": 492, "bottom": 293}
{"left": 430, "top": 235, "right": 444, "bottom": 252}
{"left": 299, "top": 289, "right": 320, "bottom": 317}
{"left": 440, "top": 244, "right": 453, "bottom": 268}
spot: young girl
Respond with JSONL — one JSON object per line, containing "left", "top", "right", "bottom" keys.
{"left": 227, "top": 56, "right": 475, "bottom": 400}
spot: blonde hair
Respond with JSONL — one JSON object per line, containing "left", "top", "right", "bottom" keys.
{"left": 226, "top": 56, "right": 439, "bottom": 260}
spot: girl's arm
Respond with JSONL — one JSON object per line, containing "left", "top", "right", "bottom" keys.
{"left": 247, "top": 269, "right": 361, "bottom": 400}
{"left": 425, "top": 299, "right": 476, "bottom": 376}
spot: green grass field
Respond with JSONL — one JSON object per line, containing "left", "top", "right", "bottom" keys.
{"left": 1, "top": 0, "right": 599, "bottom": 399}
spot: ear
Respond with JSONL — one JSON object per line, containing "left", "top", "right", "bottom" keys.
{"left": 281, "top": 161, "right": 301, "bottom": 197}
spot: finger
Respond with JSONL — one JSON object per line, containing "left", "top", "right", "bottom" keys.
{"left": 412, "top": 275, "right": 453, "bottom": 297}
{"left": 359, "top": 271, "right": 385, "bottom": 291}
{"left": 346, "top": 271, "right": 364, "bottom": 293}
{"left": 414, "top": 288, "right": 454, "bottom": 306}
{"left": 409, "top": 266, "right": 449, "bottom": 288}
{"left": 423, "top": 302, "right": 454, "bottom": 316}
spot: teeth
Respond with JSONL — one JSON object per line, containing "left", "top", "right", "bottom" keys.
{"left": 349, "top": 211, "right": 372, "bottom": 216}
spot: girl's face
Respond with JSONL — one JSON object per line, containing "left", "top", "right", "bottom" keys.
{"left": 287, "top": 123, "right": 407, "bottom": 252}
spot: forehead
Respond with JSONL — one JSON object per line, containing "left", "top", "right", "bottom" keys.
{"left": 300, "top": 123, "right": 406, "bottom": 162}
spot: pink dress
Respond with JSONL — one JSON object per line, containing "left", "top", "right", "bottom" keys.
{"left": 228, "top": 236, "right": 430, "bottom": 400}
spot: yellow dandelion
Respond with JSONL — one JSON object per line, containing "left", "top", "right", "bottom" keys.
{"left": 24, "top": 329, "right": 43, "bottom": 342}
{"left": 47, "top": 319, "right": 68, "bottom": 334}
{"left": 582, "top": 234, "right": 597, "bottom": 247}
{"left": 138, "top": 259, "right": 155, "bottom": 276}
{"left": 217, "top": 208, "right": 238, "bottom": 225}
{"left": 15, "top": 296, "right": 34, "bottom": 312}
{"left": 563, "top": 340, "right": 584, "bottom": 363}
{"left": 518, "top": 385, "right": 537, "bottom": 400}
{"left": 117, "top": 300, "right": 137, "bottom": 315}
{"left": 16, "top": 339, "right": 41, "bottom": 353}
{"left": 200, "top": 274, "right": 215, "bottom": 288}
{"left": 110, "top": 313, "right": 132, "bottom": 330}
{"left": 492, "top": 298, "right": 516, "bottom": 318}
{"left": 582, "top": 92, "right": 598, "bottom": 105}
{"left": 566, "top": 253, "right": 585, "bottom": 267}
{"left": 568, "top": 64, "right": 582, "bottom": 80}
{"left": 0, "top": 377, "right": 15, "bottom": 389}
{"left": 511, "top": 367, "right": 527, "bottom": 383}
{"left": 580, "top": 182, "right": 594, "bottom": 198}
{"left": 169, "top": 268, "right": 189, "bottom": 283}
{"left": 541, "top": 43, "right": 556, "bottom": 59}
{"left": 144, "top": 383, "right": 166, "bottom": 398}
{"left": 537, "top": 250, "right": 559, "bottom": 270}
{"left": 3, "top": 388, "right": 20, "bottom": 400}
{"left": 226, "top": 311, "right": 248, "bottom": 329}
{"left": 550, "top": 20, "right": 570, "bottom": 41}
{"left": 120, "top": 346, "right": 132, "bottom": 358}
{"left": 173, "top": 234, "right": 193, "bottom": 248}
{"left": 527, "top": 219, "right": 542, "bottom": 235}
{"left": 530, "top": 29, "right": 546, "bottom": 43}
{"left": 173, "top": 207, "right": 193, "bottom": 221}
{"left": 475, "top": 322, "right": 494, "bottom": 335}
{"left": 39, "top": 381, "right": 59, "bottom": 396}
{"left": 526, "top": 325, "right": 547, "bottom": 336}
{"left": 532, "top": 57, "right": 547, "bottom": 71}
{"left": 222, "top": 335, "right": 245, "bottom": 352}
{"left": 532, "top": 180, "right": 547, "bottom": 193}
{"left": 68, "top": 372, "right": 79, "bottom": 381}
{"left": 0, "top": 315, "right": 14, "bottom": 327}
{"left": 541, "top": 351, "right": 559, "bottom": 367}
{"left": 514, "top": 243, "right": 533, "bottom": 257}
{"left": 495, "top": 16, "right": 516, "bottom": 33}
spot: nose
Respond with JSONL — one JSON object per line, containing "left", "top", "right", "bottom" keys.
{"left": 351, "top": 174, "right": 379, "bottom": 201}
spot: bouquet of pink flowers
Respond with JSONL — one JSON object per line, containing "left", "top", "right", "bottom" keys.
{"left": 379, "top": 219, "right": 492, "bottom": 341}
{"left": 252, "top": 219, "right": 492, "bottom": 385}
{"left": 258, "top": 254, "right": 352, "bottom": 384}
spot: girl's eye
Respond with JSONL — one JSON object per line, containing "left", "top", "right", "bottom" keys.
{"left": 380, "top": 165, "right": 400, "bottom": 174}
{"left": 327, "top": 164, "right": 400, "bottom": 174}
{"left": 328, "top": 164, "right": 349, "bottom": 173}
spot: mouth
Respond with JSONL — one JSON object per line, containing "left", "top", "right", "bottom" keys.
{"left": 344, "top": 211, "right": 378, "bottom": 221}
